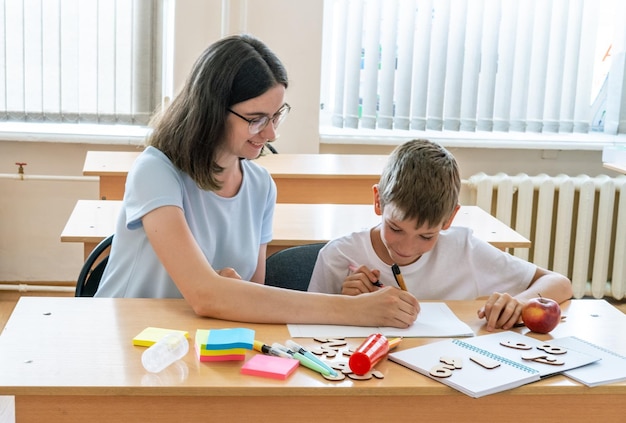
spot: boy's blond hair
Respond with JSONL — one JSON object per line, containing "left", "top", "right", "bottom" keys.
{"left": 378, "top": 139, "right": 461, "bottom": 228}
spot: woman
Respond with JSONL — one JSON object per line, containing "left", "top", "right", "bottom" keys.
{"left": 96, "top": 34, "right": 418, "bottom": 327}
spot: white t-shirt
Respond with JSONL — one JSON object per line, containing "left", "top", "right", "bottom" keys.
{"left": 307, "top": 226, "right": 535, "bottom": 299}
{"left": 95, "top": 146, "right": 276, "bottom": 298}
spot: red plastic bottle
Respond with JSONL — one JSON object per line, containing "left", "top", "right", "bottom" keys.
{"left": 349, "top": 333, "right": 389, "bottom": 375}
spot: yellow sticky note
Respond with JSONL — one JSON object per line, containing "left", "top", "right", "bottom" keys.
{"left": 132, "top": 327, "right": 189, "bottom": 347}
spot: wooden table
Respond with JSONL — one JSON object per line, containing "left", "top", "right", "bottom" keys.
{"left": 603, "top": 161, "right": 626, "bottom": 174}
{"left": 83, "top": 151, "right": 388, "bottom": 203}
{"left": 255, "top": 153, "right": 387, "bottom": 204}
{"left": 0, "top": 297, "right": 624, "bottom": 422}
{"left": 61, "top": 201, "right": 531, "bottom": 259}
{"left": 83, "top": 150, "right": 140, "bottom": 200}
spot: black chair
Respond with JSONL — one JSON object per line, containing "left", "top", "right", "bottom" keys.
{"left": 75, "top": 234, "right": 113, "bottom": 297}
{"left": 265, "top": 243, "right": 326, "bottom": 291}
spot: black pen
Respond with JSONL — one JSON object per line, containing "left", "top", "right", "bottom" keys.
{"left": 391, "top": 264, "right": 407, "bottom": 291}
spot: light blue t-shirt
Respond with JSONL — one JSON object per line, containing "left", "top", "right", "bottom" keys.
{"left": 95, "top": 146, "right": 276, "bottom": 298}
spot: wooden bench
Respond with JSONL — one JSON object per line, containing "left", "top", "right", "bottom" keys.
{"left": 61, "top": 200, "right": 531, "bottom": 260}
{"left": 83, "top": 151, "right": 387, "bottom": 203}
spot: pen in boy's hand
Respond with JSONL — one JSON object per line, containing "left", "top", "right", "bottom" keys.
{"left": 391, "top": 264, "right": 407, "bottom": 291}
{"left": 348, "top": 264, "right": 383, "bottom": 287}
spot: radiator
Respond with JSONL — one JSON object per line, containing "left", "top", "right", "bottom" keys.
{"left": 466, "top": 173, "right": 626, "bottom": 300}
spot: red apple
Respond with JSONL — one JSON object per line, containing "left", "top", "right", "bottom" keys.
{"left": 521, "top": 296, "right": 561, "bottom": 334}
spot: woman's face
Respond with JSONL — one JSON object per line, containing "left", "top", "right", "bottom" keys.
{"left": 224, "top": 84, "right": 287, "bottom": 160}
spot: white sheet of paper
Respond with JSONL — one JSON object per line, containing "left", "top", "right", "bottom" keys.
{"left": 287, "top": 302, "right": 474, "bottom": 338}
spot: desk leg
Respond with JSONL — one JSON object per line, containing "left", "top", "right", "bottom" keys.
{"left": 83, "top": 242, "right": 97, "bottom": 261}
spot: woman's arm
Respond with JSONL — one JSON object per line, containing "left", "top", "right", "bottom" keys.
{"left": 249, "top": 244, "right": 267, "bottom": 284}
{"left": 142, "top": 205, "right": 419, "bottom": 327}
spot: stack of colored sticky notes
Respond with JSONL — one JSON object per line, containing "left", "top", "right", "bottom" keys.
{"left": 194, "top": 328, "right": 255, "bottom": 362}
{"left": 132, "top": 327, "right": 189, "bottom": 347}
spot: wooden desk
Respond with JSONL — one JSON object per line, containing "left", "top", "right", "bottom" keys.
{"left": 255, "top": 153, "right": 387, "bottom": 204}
{"left": 60, "top": 201, "right": 531, "bottom": 259}
{"left": 83, "top": 151, "right": 387, "bottom": 203}
{"left": 603, "top": 161, "right": 626, "bottom": 174}
{"left": 0, "top": 297, "right": 624, "bottom": 423}
{"left": 83, "top": 150, "right": 140, "bottom": 200}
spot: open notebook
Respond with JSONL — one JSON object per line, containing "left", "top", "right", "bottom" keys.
{"left": 389, "top": 331, "right": 600, "bottom": 398}
{"left": 287, "top": 302, "right": 474, "bottom": 338}
{"left": 550, "top": 336, "right": 626, "bottom": 387}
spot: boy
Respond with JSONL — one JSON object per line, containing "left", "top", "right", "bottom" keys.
{"left": 308, "top": 139, "right": 572, "bottom": 331}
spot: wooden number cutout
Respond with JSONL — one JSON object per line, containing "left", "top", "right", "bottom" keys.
{"left": 430, "top": 364, "right": 454, "bottom": 378}
{"left": 537, "top": 344, "right": 567, "bottom": 355}
{"left": 323, "top": 361, "right": 384, "bottom": 381}
{"left": 470, "top": 355, "right": 501, "bottom": 369}
{"left": 500, "top": 340, "right": 532, "bottom": 350}
{"left": 311, "top": 337, "right": 348, "bottom": 358}
{"left": 440, "top": 356, "right": 463, "bottom": 369}
{"left": 430, "top": 356, "right": 463, "bottom": 378}
{"left": 521, "top": 354, "right": 565, "bottom": 366}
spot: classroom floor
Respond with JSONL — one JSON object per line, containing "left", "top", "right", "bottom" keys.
{"left": 0, "top": 291, "right": 625, "bottom": 423}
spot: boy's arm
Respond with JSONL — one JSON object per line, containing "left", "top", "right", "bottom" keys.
{"left": 478, "top": 267, "right": 572, "bottom": 331}
{"left": 515, "top": 267, "right": 573, "bottom": 304}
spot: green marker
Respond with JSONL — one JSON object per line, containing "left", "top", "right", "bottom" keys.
{"left": 272, "top": 343, "right": 331, "bottom": 376}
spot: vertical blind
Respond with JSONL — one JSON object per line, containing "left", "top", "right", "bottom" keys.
{"left": 0, "top": 0, "right": 161, "bottom": 125}
{"left": 321, "top": 0, "right": 626, "bottom": 136}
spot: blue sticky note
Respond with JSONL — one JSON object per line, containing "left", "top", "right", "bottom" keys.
{"left": 205, "top": 328, "right": 255, "bottom": 350}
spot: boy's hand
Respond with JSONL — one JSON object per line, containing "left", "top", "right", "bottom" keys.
{"left": 360, "top": 287, "right": 420, "bottom": 328}
{"left": 477, "top": 292, "right": 524, "bottom": 331}
{"left": 343, "top": 265, "right": 382, "bottom": 295}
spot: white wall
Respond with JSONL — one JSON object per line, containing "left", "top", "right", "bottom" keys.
{"left": 0, "top": 0, "right": 620, "bottom": 285}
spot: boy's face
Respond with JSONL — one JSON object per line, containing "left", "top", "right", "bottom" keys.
{"left": 378, "top": 202, "right": 445, "bottom": 266}
{"left": 373, "top": 186, "right": 459, "bottom": 266}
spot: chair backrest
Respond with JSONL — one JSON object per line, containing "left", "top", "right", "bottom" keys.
{"left": 75, "top": 234, "right": 114, "bottom": 297}
{"left": 265, "top": 243, "right": 326, "bottom": 291}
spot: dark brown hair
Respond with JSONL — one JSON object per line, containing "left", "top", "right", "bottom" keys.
{"left": 147, "top": 34, "right": 288, "bottom": 190}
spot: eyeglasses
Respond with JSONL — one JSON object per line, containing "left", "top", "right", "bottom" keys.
{"left": 228, "top": 103, "right": 291, "bottom": 135}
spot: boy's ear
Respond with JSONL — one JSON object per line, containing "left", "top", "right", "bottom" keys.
{"left": 373, "top": 184, "right": 382, "bottom": 216}
{"left": 441, "top": 204, "right": 461, "bottom": 230}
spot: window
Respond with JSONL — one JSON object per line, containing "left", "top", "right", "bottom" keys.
{"left": 0, "top": 0, "right": 164, "bottom": 127}
{"left": 320, "top": 0, "right": 626, "bottom": 144}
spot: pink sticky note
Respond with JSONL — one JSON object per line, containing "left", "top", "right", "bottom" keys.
{"left": 240, "top": 354, "right": 299, "bottom": 380}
